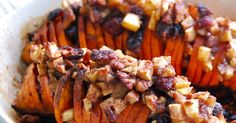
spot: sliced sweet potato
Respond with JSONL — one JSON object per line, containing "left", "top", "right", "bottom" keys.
{"left": 78, "top": 16, "right": 87, "bottom": 48}
{"left": 115, "top": 104, "right": 135, "bottom": 123}
{"left": 21, "top": 42, "right": 35, "bottom": 64}
{"left": 125, "top": 102, "right": 143, "bottom": 123}
{"left": 134, "top": 105, "right": 151, "bottom": 123}
{"left": 171, "top": 37, "right": 181, "bottom": 67}
{"left": 142, "top": 29, "right": 152, "bottom": 60}
{"left": 115, "top": 34, "right": 123, "bottom": 50}
{"left": 150, "top": 31, "right": 161, "bottom": 57}
{"left": 224, "top": 74, "right": 236, "bottom": 87}
{"left": 39, "top": 23, "right": 48, "bottom": 45}
{"left": 54, "top": 20, "right": 72, "bottom": 47}
{"left": 187, "top": 36, "right": 203, "bottom": 82}
{"left": 230, "top": 77, "right": 236, "bottom": 91}
{"left": 48, "top": 22, "right": 58, "bottom": 45}
{"left": 193, "top": 62, "right": 203, "bottom": 83}
{"left": 164, "top": 38, "right": 176, "bottom": 56}
{"left": 95, "top": 24, "right": 105, "bottom": 48}
{"left": 175, "top": 40, "right": 185, "bottom": 75}
{"left": 90, "top": 104, "right": 102, "bottom": 123}
{"left": 104, "top": 31, "right": 116, "bottom": 49}
{"left": 54, "top": 72, "right": 73, "bottom": 123}
{"left": 74, "top": 78, "right": 85, "bottom": 123}
{"left": 12, "top": 64, "right": 45, "bottom": 114}
{"left": 101, "top": 108, "right": 110, "bottom": 123}
{"left": 83, "top": 108, "right": 91, "bottom": 123}
{"left": 86, "top": 20, "right": 98, "bottom": 49}
{"left": 38, "top": 75, "right": 54, "bottom": 113}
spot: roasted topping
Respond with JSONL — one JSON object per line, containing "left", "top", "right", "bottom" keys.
{"left": 117, "top": 71, "right": 136, "bottom": 90}
{"left": 135, "top": 78, "right": 153, "bottom": 92}
{"left": 156, "top": 21, "right": 183, "bottom": 39}
{"left": 91, "top": 49, "right": 117, "bottom": 64}
{"left": 121, "top": 13, "right": 141, "bottom": 32}
{"left": 153, "top": 76, "right": 174, "bottom": 91}
{"left": 124, "top": 90, "right": 140, "bottom": 104}
{"left": 61, "top": 46, "right": 84, "bottom": 60}
{"left": 153, "top": 56, "right": 176, "bottom": 77}
{"left": 212, "top": 102, "right": 224, "bottom": 117}
{"left": 137, "top": 60, "right": 154, "bottom": 80}
{"left": 126, "top": 30, "right": 143, "bottom": 52}
{"left": 48, "top": 8, "right": 64, "bottom": 21}
{"left": 103, "top": 17, "right": 123, "bottom": 36}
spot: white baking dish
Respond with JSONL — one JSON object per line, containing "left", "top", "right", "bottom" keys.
{"left": 0, "top": 0, "right": 235, "bottom": 122}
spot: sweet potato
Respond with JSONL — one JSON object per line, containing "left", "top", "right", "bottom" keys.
{"left": 74, "top": 78, "right": 85, "bottom": 123}
{"left": 193, "top": 62, "right": 203, "bottom": 84}
{"left": 12, "top": 64, "right": 45, "bottom": 114}
{"left": 101, "top": 108, "right": 110, "bottom": 123}
{"left": 90, "top": 104, "right": 102, "bottom": 123}
{"left": 150, "top": 31, "right": 161, "bottom": 57}
{"left": 86, "top": 20, "right": 98, "bottom": 49}
{"left": 134, "top": 105, "right": 151, "bottom": 123}
{"left": 33, "top": 32, "right": 41, "bottom": 44}
{"left": 187, "top": 36, "right": 203, "bottom": 82}
{"left": 230, "top": 77, "right": 236, "bottom": 91}
{"left": 54, "top": 20, "right": 72, "bottom": 47}
{"left": 224, "top": 74, "right": 236, "bottom": 87}
{"left": 39, "top": 23, "right": 48, "bottom": 45}
{"left": 48, "top": 22, "right": 58, "bottom": 45}
{"left": 125, "top": 102, "right": 143, "bottom": 123}
{"left": 95, "top": 24, "right": 105, "bottom": 48}
{"left": 83, "top": 108, "right": 91, "bottom": 123}
{"left": 54, "top": 72, "right": 73, "bottom": 123}
{"left": 78, "top": 16, "right": 87, "bottom": 48}
{"left": 164, "top": 38, "right": 176, "bottom": 56}
{"left": 104, "top": 31, "right": 116, "bottom": 49}
{"left": 115, "top": 104, "right": 135, "bottom": 123}
{"left": 175, "top": 40, "right": 185, "bottom": 75}
{"left": 21, "top": 42, "right": 35, "bottom": 64}
{"left": 115, "top": 34, "right": 123, "bottom": 50}
{"left": 38, "top": 75, "right": 54, "bottom": 113}
{"left": 171, "top": 37, "right": 181, "bottom": 67}
{"left": 142, "top": 29, "right": 152, "bottom": 60}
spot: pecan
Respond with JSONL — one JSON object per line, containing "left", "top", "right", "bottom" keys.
{"left": 97, "top": 65, "right": 115, "bottom": 83}
{"left": 137, "top": 60, "right": 154, "bottom": 81}
{"left": 135, "top": 78, "right": 153, "bottom": 92}
{"left": 125, "top": 90, "right": 140, "bottom": 104}
{"left": 91, "top": 49, "right": 117, "bottom": 65}
{"left": 153, "top": 76, "right": 174, "bottom": 91}
{"left": 103, "top": 17, "right": 123, "bottom": 36}
{"left": 86, "top": 84, "right": 102, "bottom": 102}
{"left": 117, "top": 71, "right": 136, "bottom": 90}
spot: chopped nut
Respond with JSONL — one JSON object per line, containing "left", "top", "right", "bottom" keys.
{"left": 161, "top": 0, "right": 170, "bottom": 16}
{"left": 206, "top": 95, "right": 216, "bottom": 107}
{"left": 86, "top": 84, "right": 102, "bottom": 102}
{"left": 45, "top": 42, "right": 61, "bottom": 58}
{"left": 229, "top": 21, "right": 236, "bottom": 33}
{"left": 30, "top": 44, "right": 45, "bottom": 63}
{"left": 176, "top": 87, "right": 193, "bottom": 96}
{"left": 117, "top": 71, "right": 136, "bottom": 90}
{"left": 230, "top": 58, "right": 236, "bottom": 67}
{"left": 145, "top": 94, "right": 158, "bottom": 112}
{"left": 62, "top": 108, "right": 74, "bottom": 122}
{"left": 85, "top": 68, "right": 98, "bottom": 82}
{"left": 112, "top": 82, "right": 129, "bottom": 99}
{"left": 152, "top": 56, "right": 176, "bottom": 77}
{"left": 192, "top": 92, "right": 210, "bottom": 101}
{"left": 137, "top": 60, "right": 154, "bottom": 80}
{"left": 169, "top": 104, "right": 185, "bottom": 121}
{"left": 224, "top": 65, "right": 234, "bottom": 80}
{"left": 148, "top": 11, "right": 157, "bottom": 30}
{"left": 219, "top": 29, "right": 232, "bottom": 42}
{"left": 125, "top": 90, "right": 140, "bottom": 104}
{"left": 174, "top": 76, "right": 191, "bottom": 89}
{"left": 181, "top": 16, "right": 195, "bottom": 29}
{"left": 182, "top": 99, "right": 200, "bottom": 119}
{"left": 96, "top": 82, "right": 114, "bottom": 96}
{"left": 210, "top": 21, "right": 220, "bottom": 34}
{"left": 121, "top": 13, "right": 141, "bottom": 32}
{"left": 135, "top": 78, "right": 153, "bottom": 92}
{"left": 198, "top": 46, "right": 211, "bottom": 62}
{"left": 203, "top": 61, "right": 213, "bottom": 72}
{"left": 47, "top": 57, "right": 64, "bottom": 69}
{"left": 185, "top": 27, "right": 196, "bottom": 42}
{"left": 83, "top": 98, "right": 92, "bottom": 112}
{"left": 143, "top": 0, "right": 160, "bottom": 15}
{"left": 97, "top": 65, "right": 114, "bottom": 83}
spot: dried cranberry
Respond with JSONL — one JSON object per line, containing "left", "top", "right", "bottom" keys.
{"left": 62, "top": 47, "right": 84, "bottom": 60}
{"left": 127, "top": 30, "right": 143, "bottom": 52}
{"left": 103, "top": 17, "right": 123, "bottom": 36}
{"left": 89, "top": 0, "right": 107, "bottom": 6}
{"left": 212, "top": 102, "right": 224, "bottom": 116}
{"left": 198, "top": 4, "right": 213, "bottom": 17}
{"left": 65, "top": 25, "right": 78, "bottom": 44}
{"left": 89, "top": 8, "right": 103, "bottom": 23}
{"left": 156, "top": 22, "right": 183, "bottom": 39}
{"left": 91, "top": 49, "right": 117, "bottom": 63}
{"left": 48, "top": 8, "right": 64, "bottom": 21}
{"left": 173, "top": 24, "right": 183, "bottom": 37}
{"left": 195, "top": 16, "right": 214, "bottom": 29}
{"left": 153, "top": 76, "right": 174, "bottom": 91}
{"left": 130, "top": 5, "right": 144, "bottom": 17}
{"left": 103, "top": 9, "right": 123, "bottom": 23}
{"left": 71, "top": 4, "right": 80, "bottom": 16}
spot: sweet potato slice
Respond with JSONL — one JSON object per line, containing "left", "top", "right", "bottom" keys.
{"left": 74, "top": 78, "right": 85, "bottom": 123}
{"left": 115, "top": 34, "right": 123, "bottom": 50}
{"left": 187, "top": 37, "right": 203, "bottom": 82}
{"left": 164, "top": 38, "right": 176, "bottom": 56}
{"left": 101, "top": 108, "right": 110, "bottom": 123}
{"left": 224, "top": 74, "right": 236, "bottom": 87}
{"left": 78, "top": 16, "right": 87, "bottom": 48}
{"left": 12, "top": 64, "right": 45, "bottom": 114}
{"left": 150, "top": 31, "right": 161, "bottom": 57}
{"left": 21, "top": 42, "right": 35, "bottom": 64}
{"left": 55, "top": 20, "right": 72, "bottom": 47}
{"left": 115, "top": 103, "right": 135, "bottom": 123}
{"left": 193, "top": 62, "right": 203, "bottom": 83}
{"left": 39, "top": 23, "right": 48, "bottom": 45}
{"left": 54, "top": 72, "right": 73, "bottom": 123}
{"left": 90, "top": 104, "right": 102, "bottom": 123}
{"left": 95, "top": 24, "right": 105, "bottom": 48}
{"left": 38, "top": 75, "right": 54, "bottom": 113}
{"left": 134, "top": 105, "right": 151, "bottom": 123}
{"left": 142, "top": 29, "right": 152, "bottom": 60}
{"left": 104, "top": 31, "right": 116, "bottom": 49}
{"left": 48, "top": 22, "right": 58, "bottom": 45}
{"left": 83, "top": 108, "right": 91, "bottom": 123}
{"left": 175, "top": 40, "right": 185, "bottom": 75}
{"left": 171, "top": 37, "right": 182, "bottom": 67}
{"left": 125, "top": 102, "right": 143, "bottom": 123}
{"left": 86, "top": 20, "right": 98, "bottom": 49}
{"left": 230, "top": 77, "right": 236, "bottom": 91}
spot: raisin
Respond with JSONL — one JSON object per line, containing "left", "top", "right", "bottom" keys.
{"left": 156, "top": 21, "right": 183, "bottom": 39}
{"left": 153, "top": 76, "right": 174, "bottom": 91}
{"left": 91, "top": 49, "right": 117, "bottom": 64}
{"left": 103, "top": 17, "right": 123, "bottom": 36}
{"left": 173, "top": 24, "right": 183, "bottom": 37}
{"left": 198, "top": 4, "right": 213, "bottom": 17}
{"left": 212, "top": 102, "right": 224, "bottom": 116}
{"left": 27, "top": 32, "right": 34, "bottom": 41}
{"left": 65, "top": 24, "right": 78, "bottom": 44}
{"left": 48, "top": 8, "right": 64, "bottom": 21}
{"left": 127, "top": 30, "right": 143, "bottom": 52}
{"left": 195, "top": 16, "right": 214, "bottom": 29}
{"left": 130, "top": 5, "right": 144, "bottom": 17}
{"left": 62, "top": 47, "right": 84, "bottom": 60}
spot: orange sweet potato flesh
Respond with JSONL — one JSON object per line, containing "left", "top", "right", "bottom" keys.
{"left": 134, "top": 105, "right": 151, "bottom": 123}
{"left": 86, "top": 20, "right": 98, "bottom": 49}
{"left": 104, "top": 31, "right": 116, "bottom": 49}
{"left": 95, "top": 24, "right": 105, "bottom": 48}
{"left": 12, "top": 64, "right": 46, "bottom": 114}
{"left": 38, "top": 75, "right": 54, "bottom": 113}
{"left": 150, "top": 31, "right": 161, "bottom": 57}
{"left": 54, "top": 72, "right": 73, "bottom": 123}
{"left": 115, "top": 34, "right": 123, "bottom": 50}
{"left": 54, "top": 20, "right": 72, "bottom": 47}
{"left": 74, "top": 78, "right": 85, "bottom": 123}
{"left": 90, "top": 105, "right": 102, "bottom": 123}
{"left": 39, "top": 23, "right": 48, "bottom": 45}
{"left": 142, "top": 29, "right": 152, "bottom": 60}
{"left": 115, "top": 103, "right": 135, "bottom": 123}
{"left": 78, "top": 16, "right": 87, "bottom": 48}
{"left": 175, "top": 40, "right": 185, "bottom": 75}
{"left": 21, "top": 42, "right": 35, "bottom": 64}
{"left": 48, "top": 22, "right": 58, "bottom": 45}
{"left": 164, "top": 38, "right": 176, "bottom": 57}
{"left": 101, "top": 108, "right": 111, "bottom": 123}
{"left": 83, "top": 108, "right": 91, "bottom": 123}
{"left": 125, "top": 102, "right": 143, "bottom": 123}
